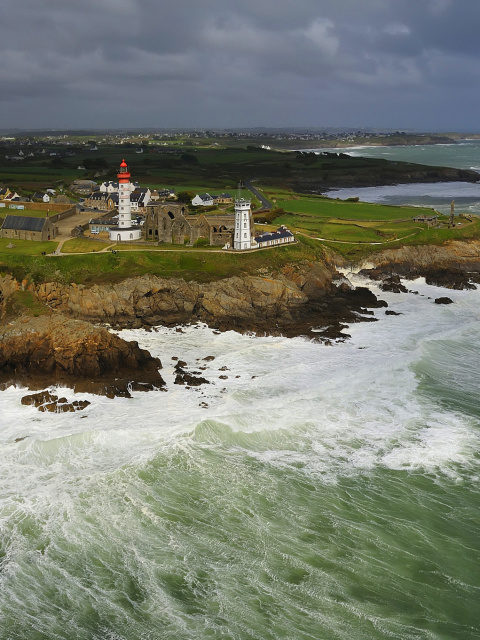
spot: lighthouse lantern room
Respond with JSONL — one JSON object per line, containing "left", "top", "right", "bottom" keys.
{"left": 109, "top": 159, "right": 142, "bottom": 242}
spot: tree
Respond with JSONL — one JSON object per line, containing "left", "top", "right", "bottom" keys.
{"left": 180, "top": 153, "right": 199, "bottom": 166}
{"left": 83, "top": 157, "right": 108, "bottom": 171}
{"left": 176, "top": 191, "right": 195, "bottom": 204}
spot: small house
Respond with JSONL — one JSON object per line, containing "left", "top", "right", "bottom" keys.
{"left": 192, "top": 193, "right": 214, "bottom": 207}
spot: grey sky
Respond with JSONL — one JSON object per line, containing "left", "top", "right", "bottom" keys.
{"left": 0, "top": 0, "right": 477, "bottom": 131}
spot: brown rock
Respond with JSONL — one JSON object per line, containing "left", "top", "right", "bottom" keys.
{"left": 1, "top": 314, "right": 165, "bottom": 397}
{"left": 21, "top": 391, "right": 58, "bottom": 406}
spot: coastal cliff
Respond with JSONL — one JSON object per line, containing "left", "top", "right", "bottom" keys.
{"left": 0, "top": 260, "right": 389, "bottom": 393}
{"left": 357, "top": 240, "right": 480, "bottom": 289}
{"left": 0, "top": 314, "right": 165, "bottom": 396}
{"left": 0, "top": 260, "right": 385, "bottom": 339}
{"left": 3, "top": 241, "right": 480, "bottom": 396}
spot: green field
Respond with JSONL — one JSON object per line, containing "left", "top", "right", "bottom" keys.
{"left": 0, "top": 235, "right": 324, "bottom": 285}
{"left": 0, "top": 238, "right": 58, "bottom": 255}
{"left": 274, "top": 196, "right": 428, "bottom": 221}
{"left": 61, "top": 238, "right": 221, "bottom": 253}
{"left": 0, "top": 207, "right": 50, "bottom": 218}
{"left": 61, "top": 238, "right": 112, "bottom": 253}
{"left": 2, "top": 141, "right": 480, "bottom": 272}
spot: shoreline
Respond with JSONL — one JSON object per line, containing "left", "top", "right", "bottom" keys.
{"left": 2, "top": 237, "right": 480, "bottom": 396}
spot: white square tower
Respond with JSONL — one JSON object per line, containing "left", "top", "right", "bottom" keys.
{"left": 234, "top": 197, "right": 252, "bottom": 250}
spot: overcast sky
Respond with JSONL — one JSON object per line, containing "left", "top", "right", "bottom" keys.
{"left": 0, "top": 0, "right": 478, "bottom": 131}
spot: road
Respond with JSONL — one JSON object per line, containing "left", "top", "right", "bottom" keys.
{"left": 245, "top": 180, "right": 272, "bottom": 210}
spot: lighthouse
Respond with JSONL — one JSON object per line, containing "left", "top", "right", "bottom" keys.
{"left": 109, "top": 159, "right": 142, "bottom": 242}
{"left": 233, "top": 195, "right": 253, "bottom": 250}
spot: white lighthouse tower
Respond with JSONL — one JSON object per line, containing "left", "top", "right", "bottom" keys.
{"left": 109, "top": 159, "right": 142, "bottom": 242}
{"left": 233, "top": 194, "right": 253, "bottom": 250}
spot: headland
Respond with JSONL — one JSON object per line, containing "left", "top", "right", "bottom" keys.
{"left": 2, "top": 133, "right": 480, "bottom": 395}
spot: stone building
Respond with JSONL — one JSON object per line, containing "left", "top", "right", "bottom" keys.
{"left": 83, "top": 192, "right": 118, "bottom": 210}
{"left": 144, "top": 203, "right": 192, "bottom": 244}
{"left": 196, "top": 214, "right": 235, "bottom": 246}
{"left": 1, "top": 215, "right": 58, "bottom": 241}
{"left": 144, "top": 203, "right": 236, "bottom": 246}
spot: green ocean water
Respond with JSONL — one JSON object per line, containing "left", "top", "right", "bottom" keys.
{"left": 1, "top": 278, "right": 479, "bottom": 639}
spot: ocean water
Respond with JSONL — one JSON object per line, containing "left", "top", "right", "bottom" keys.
{"left": 320, "top": 140, "right": 480, "bottom": 171}
{"left": 1, "top": 278, "right": 479, "bottom": 639}
{"left": 317, "top": 140, "right": 480, "bottom": 215}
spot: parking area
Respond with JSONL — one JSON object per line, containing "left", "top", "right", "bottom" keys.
{"left": 55, "top": 211, "right": 96, "bottom": 237}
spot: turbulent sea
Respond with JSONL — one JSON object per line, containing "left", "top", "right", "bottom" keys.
{"left": 2, "top": 142, "right": 480, "bottom": 639}
{"left": 1, "top": 277, "right": 480, "bottom": 639}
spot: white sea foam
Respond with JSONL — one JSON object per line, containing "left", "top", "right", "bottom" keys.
{"left": 326, "top": 181, "right": 480, "bottom": 203}
{"left": 1, "top": 280, "right": 479, "bottom": 513}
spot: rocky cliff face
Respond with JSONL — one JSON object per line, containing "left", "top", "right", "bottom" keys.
{"left": 0, "top": 260, "right": 386, "bottom": 340}
{"left": 28, "top": 261, "right": 335, "bottom": 331}
{"left": 357, "top": 240, "right": 480, "bottom": 289}
{"left": 0, "top": 314, "right": 165, "bottom": 396}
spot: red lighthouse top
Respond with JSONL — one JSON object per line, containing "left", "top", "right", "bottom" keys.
{"left": 117, "top": 159, "right": 130, "bottom": 180}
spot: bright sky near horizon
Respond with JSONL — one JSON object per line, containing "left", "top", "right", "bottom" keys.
{"left": 0, "top": 0, "right": 477, "bottom": 131}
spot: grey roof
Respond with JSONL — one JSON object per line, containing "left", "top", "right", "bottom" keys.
{"left": 255, "top": 228, "right": 294, "bottom": 244}
{"left": 2, "top": 215, "right": 46, "bottom": 232}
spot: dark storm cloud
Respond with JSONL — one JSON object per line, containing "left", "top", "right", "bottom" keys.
{"left": 0, "top": 0, "right": 478, "bottom": 129}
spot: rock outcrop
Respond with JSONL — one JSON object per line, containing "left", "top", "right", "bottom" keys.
{"left": 21, "top": 391, "right": 91, "bottom": 412}
{"left": 0, "top": 314, "right": 165, "bottom": 396}
{"left": 358, "top": 240, "right": 480, "bottom": 289}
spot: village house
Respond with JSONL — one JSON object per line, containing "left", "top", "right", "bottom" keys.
{"left": 31, "top": 192, "right": 50, "bottom": 203}
{"left": 99, "top": 180, "right": 140, "bottom": 194}
{"left": 130, "top": 187, "right": 151, "bottom": 213}
{"left": 3, "top": 191, "right": 21, "bottom": 201}
{"left": 192, "top": 193, "right": 214, "bottom": 207}
{"left": 254, "top": 226, "right": 295, "bottom": 248}
{"left": 83, "top": 192, "right": 118, "bottom": 210}
{"left": 87, "top": 216, "right": 119, "bottom": 238}
{"left": 70, "top": 179, "right": 97, "bottom": 195}
{"left": 99, "top": 181, "right": 119, "bottom": 194}
{"left": 212, "top": 193, "right": 233, "bottom": 205}
{"left": 0, "top": 215, "right": 58, "bottom": 241}
{"left": 150, "top": 188, "right": 175, "bottom": 201}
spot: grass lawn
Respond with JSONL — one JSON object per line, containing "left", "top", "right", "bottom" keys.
{"left": 0, "top": 208, "right": 50, "bottom": 218}
{"left": 0, "top": 238, "right": 58, "bottom": 255}
{"left": 108, "top": 242, "right": 221, "bottom": 252}
{"left": 320, "top": 217, "right": 480, "bottom": 261}
{"left": 0, "top": 235, "right": 325, "bottom": 285}
{"left": 275, "top": 196, "right": 430, "bottom": 222}
{"left": 62, "top": 238, "right": 112, "bottom": 253}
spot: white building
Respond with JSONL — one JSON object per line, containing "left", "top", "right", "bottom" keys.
{"left": 233, "top": 197, "right": 253, "bottom": 250}
{"left": 99, "top": 180, "right": 139, "bottom": 194}
{"left": 99, "top": 181, "right": 119, "bottom": 194}
{"left": 254, "top": 226, "right": 295, "bottom": 248}
{"left": 108, "top": 160, "right": 142, "bottom": 242}
{"left": 192, "top": 193, "right": 214, "bottom": 207}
